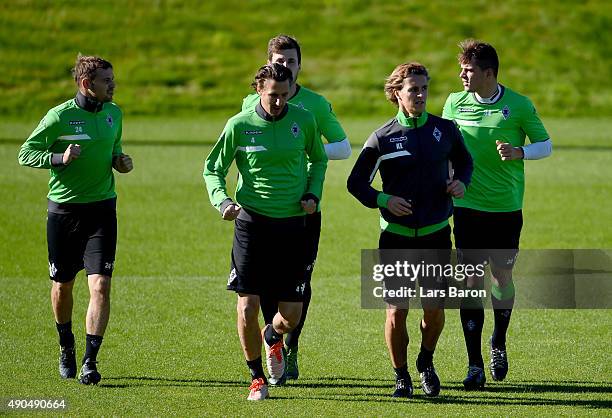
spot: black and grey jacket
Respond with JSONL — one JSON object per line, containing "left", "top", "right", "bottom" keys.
{"left": 347, "top": 111, "right": 473, "bottom": 231}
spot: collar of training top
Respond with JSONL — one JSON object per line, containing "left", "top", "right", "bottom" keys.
{"left": 255, "top": 101, "right": 289, "bottom": 122}
{"left": 75, "top": 91, "right": 104, "bottom": 113}
{"left": 396, "top": 110, "right": 428, "bottom": 129}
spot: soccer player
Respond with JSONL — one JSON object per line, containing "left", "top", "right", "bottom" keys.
{"left": 203, "top": 63, "right": 327, "bottom": 400}
{"left": 442, "top": 40, "right": 552, "bottom": 389}
{"left": 242, "top": 34, "right": 350, "bottom": 383}
{"left": 347, "top": 62, "right": 472, "bottom": 398}
{"left": 18, "top": 54, "right": 133, "bottom": 385}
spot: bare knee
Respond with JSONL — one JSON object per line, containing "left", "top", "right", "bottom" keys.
{"left": 277, "top": 302, "right": 302, "bottom": 329}
{"left": 53, "top": 279, "right": 75, "bottom": 295}
{"left": 237, "top": 297, "right": 260, "bottom": 324}
{"left": 89, "top": 275, "right": 111, "bottom": 301}
{"left": 386, "top": 307, "right": 408, "bottom": 327}
{"left": 423, "top": 308, "right": 444, "bottom": 326}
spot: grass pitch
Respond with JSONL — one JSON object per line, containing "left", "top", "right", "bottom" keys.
{"left": 1, "top": 118, "right": 611, "bottom": 415}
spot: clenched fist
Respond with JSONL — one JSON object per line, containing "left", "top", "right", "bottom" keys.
{"left": 62, "top": 144, "right": 81, "bottom": 165}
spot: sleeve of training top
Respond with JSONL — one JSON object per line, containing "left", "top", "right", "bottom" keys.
{"left": 241, "top": 94, "right": 258, "bottom": 112}
{"left": 521, "top": 97, "right": 550, "bottom": 144}
{"left": 441, "top": 94, "right": 454, "bottom": 120}
{"left": 112, "top": 111, "right": 123, "bottom": 157}
{"left": 203, "top": 121, "right": 237, "bottom": 210}
{"left": 303, "top": 115, "right": 328, "bottom": 200}
{"left": 347, "top": 132, "right": 387, "bottom": 209}
{"left": 18, "top": 110, "right": 62, "bottom": 169}
{"left": 312, "top": 96, "right": 350, "bottom": 159}
{"left": 315, "top": 96, "right": 348, "bottom": 143}
{"left": 448, "top": 122, "right": 473, "bottom": 186}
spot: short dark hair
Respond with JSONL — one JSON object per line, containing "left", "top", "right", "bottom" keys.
{"left": 251, "top": 63, "right": 293, "bottom": 91}
{"left": 72, "top": 53, "right": 112, "bottom": 84}
{"left": 267, "top": 35, "right": 301, "bottom": 65}
{"left": 458, "top": 39, "right": 499, "bottom": 77}
{"left": 384, "top": 62, "right": 429, "bottom": 106}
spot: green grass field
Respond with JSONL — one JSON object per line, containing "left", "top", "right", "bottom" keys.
{"left": 1, "top": 117, "right": 611, "bottom": 415}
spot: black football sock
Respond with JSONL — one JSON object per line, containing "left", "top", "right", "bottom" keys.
{"left": 264, "top": 324, "right": 283, "bottom": 346}
{"left": 260, "top": 297, "right": 278, "bottom": 325}
{"left": 416, "top": 344, "right": 434, "bottom": 372}
{"left": 460, "top": 298, "right": 485, "bottom": 369}
{"left": 246, "top": 357, "right": 267, "bottom": 382}
{"left": 56, "top": 321, "right": 74, "bottom": 348}
{"left": 394, "top": 364, "right": 409, "bottom": 380}
{"left": 285, "top": 281, "right": 311, "bottom": 349}
{"left": 491, "top": 300, "right": 514, "bottom": 350}
{"left": 83, "top": 334, "right": 103, "bottom": 364}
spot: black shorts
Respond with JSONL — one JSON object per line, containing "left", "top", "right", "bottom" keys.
{"left": 304, "top": 211, "right": 322, "bottom": 282}
{"left": 378, "top": 225, "right": 451, "bottom": 308}
{"left": 47, "top": 198, "right": 117, "bottom": 283}
{"left": 228, "top": 209, "right": 307, "bottom": 302}
{"left": 453, "top": 207, "right": 523, "bottom": 269}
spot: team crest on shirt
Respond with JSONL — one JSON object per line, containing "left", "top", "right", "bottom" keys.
{"left": 433, "top": 127, "right": 442, "bottom": 142}
{"left": 502, "top": 105, "right": 511, "bottom": 120}
{"left": 106, "top": 114, "right": 114, "bottom": 127}
{"left": 291, "top": 122, "right": 300, "bottom": 138}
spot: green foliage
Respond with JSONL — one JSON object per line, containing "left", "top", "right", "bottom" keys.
{"left": 1, "top": 0, "right": 611, "bottom": 119}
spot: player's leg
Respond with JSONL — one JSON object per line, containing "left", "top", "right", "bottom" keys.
{"left": 237, "top": 293, "right": 270, "bottom": 400}
{"left": 259, "top": 296, "right": 278, "bottom": 325}
{"left": 379, "top": 230, "right": 415, "bottom": 397}
{"left": 454, "top": 208, "right": 487, "bottom": 389}
{"left": 79, "top": 204, "right": 117, "bottom": 385}
{"left": 488, "top": 210, "right": 522, "bottom": 381}
{"left": 385, "top": 306, "right": 413, "bottom": 398}
{"left": 47, "top": 211, "right": 84, "bottom": 379}
{"left": 416, "top": 227, "right": 450, "bottom": 397}
{"left": 227, "top": 216, "right": 270, "bottom": 399}
{"left": 285, "top": 211, "right": 321, "bottom": 380}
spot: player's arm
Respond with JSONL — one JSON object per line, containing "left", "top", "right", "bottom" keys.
{"left": 241, "top": 93, "right": 258, "bottom": 112}
{"left": 111, "top": 113, "right": 133, "bottom": 173}
{"left": 447, "top": 123, "right": 473, "bottom": 198}
{"left": 498, "top": 98, "right": 552, "bottom": 161}
{"left": 520, "top": 98, "right": 552, "bottom": 160}
{"left": 317, "top": 96, "right": 351, "bottom": 160}
{"left": 303, "top": 116, "right": 328, "bottom": 211}
{"left": 18, "top": 110, "right": 66, "bottom": 168}
{"left": 441, "top": 94, "right": 454, "bottom": 120}
{"left": 347, "top": 133, "right": 411, "bottom": 216}
{"left": 203, "top": 122, "right": 239, "bottom": 219}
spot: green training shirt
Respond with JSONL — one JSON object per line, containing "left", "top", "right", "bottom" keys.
{"left": 242, "top": 85, "right": 346, "bottom": 143}
{"left": 443, "top": 85, "right": 549, "bottom": 212}
{"left": 204, "top": 102, "right": 328, "bottom": 218}
{"left": 18, "top": 98, "right": 123, "bottom": 204}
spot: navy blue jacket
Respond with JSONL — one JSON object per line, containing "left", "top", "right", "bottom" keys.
{"left": 347, "top": 112, "right": 473, "bottom": 231}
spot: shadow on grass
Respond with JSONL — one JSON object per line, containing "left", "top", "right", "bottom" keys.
{"left": 100, "top": 375, "right": 612, "bottom": 409}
